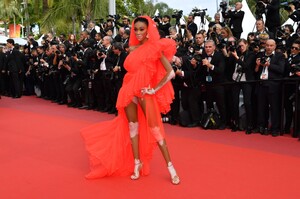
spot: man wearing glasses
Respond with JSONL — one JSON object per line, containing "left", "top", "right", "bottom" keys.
{"left": 284, "top": 40, "right": 300, "bottom": 137}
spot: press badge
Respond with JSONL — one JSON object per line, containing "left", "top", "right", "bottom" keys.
{"left": 206, "top": 75, "right": 212, "bottom": 82}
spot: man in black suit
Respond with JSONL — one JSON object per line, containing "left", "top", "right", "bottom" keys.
{"left": 0, "top": 46, "right": 6, "bottom": 96}
{"left": 187, "top": 15, "right": 198, "bottom": 38}
{"left": 202, "top": 40, "right": 227, "bottom": 129}
{"left": 255, "top": 39, "right": 285, "bottom": 136}
{"left": 110, "top": 42, "right": 128, "bottom": 114}
{"left": 5, "top": 39, "right": 25, "bottom": 98}
{"left": 158, "top": 15, "right": 171, "bottom": 37}
{"left": 222, "top": 1, "right": 244, "bottom": 39}
{"left": 283, "top": 40, "right": 300, "bottom": 137}
{"left": 177, "top": 55, "right": 203, "bottom": 127}
{"left": 262, "top": 0, "right": 281, "bottom": 35}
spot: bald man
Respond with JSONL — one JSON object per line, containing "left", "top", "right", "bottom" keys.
{"left": 222, "top": 2, "right": 244, "bottom": 39}
{"left": 255, "top": 39, "right": 285, "bottom": 136}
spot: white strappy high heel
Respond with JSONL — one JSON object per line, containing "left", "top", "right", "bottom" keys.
{"left": 131, "top": 159, "right": 143, "bottom": 180}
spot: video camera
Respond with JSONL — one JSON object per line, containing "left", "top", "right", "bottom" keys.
{"left": 191, "top": 8, "right": 207, "bottom": 24}
{"left": 255, "top": 0, "right": 270, "bottom": 19}
{"left": 107, "top": 14, "right": 121, "bottom": 21}
{"left": 172, "top": 9, "right": 183, "bottom": 20}
{"left": 219, "top": 1, "right": 228, "bottom": 12}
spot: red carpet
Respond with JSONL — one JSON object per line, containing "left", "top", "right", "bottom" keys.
{"left": 0, "top": 96, "right": 300, "bottom": 199}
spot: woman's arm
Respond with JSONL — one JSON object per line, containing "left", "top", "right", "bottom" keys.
{"left": 141, "top": 54, "right": 175, "bottom": 95}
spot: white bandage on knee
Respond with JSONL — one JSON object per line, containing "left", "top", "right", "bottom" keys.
{"left": 150, "top": 126, "right": 164, "bottom": 146}
{"left": 129, "top": 122, "right": 139, "bottom": 138}
{"left": 132, "top": 96, "right": 138, "bottom": 104}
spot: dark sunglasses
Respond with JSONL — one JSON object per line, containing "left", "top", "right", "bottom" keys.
{"left": 291, "top": 46, "right": 299, "bottom": 50}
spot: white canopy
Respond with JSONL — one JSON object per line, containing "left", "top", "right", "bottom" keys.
{"left": 0, "top": 35, "right": 8, "bottom": 44}
{"left": 241, "top": 0, "right": 257, "bottom": 39}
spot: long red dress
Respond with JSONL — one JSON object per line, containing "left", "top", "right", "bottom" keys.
{"left": 81, "top": 16, "right": 176, "bottom": 179}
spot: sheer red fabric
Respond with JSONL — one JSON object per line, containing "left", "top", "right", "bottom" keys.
{"left": 81, "top": 16, "right": 176, "bottom": 179}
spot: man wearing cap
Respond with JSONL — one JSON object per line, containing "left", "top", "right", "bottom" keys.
{"left": 5, "top": 39, "right": 25, "bottom": 98}
{"left": 121, "top": 16, "right": 131, "bottom": 30}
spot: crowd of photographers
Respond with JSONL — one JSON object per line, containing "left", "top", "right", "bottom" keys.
{"left": 1, "top": 0, "right": 300, "bottom": 138}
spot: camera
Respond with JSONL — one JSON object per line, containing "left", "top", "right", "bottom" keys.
{"left": 216, "top": 40, "right": 227, "bottom": 50}
{"left": 172, "top": 63, "right": 179, "bottom": 72}
{"left": 107, "top": 14, "right": 120, "bottom": 21}
{"left": 291, "top": 63, "right": 300, "bottom": 73}
{"left": 249, "top": 39, "right": 260, "bottom": 51}
{"left": 192, "top": 8, "right": 207, "bottom": 17}
{"left": 219, "top": 1, "right": 228, "bottom": 12}
{"left": 97, "top": 47, "right": 107, "bottom": 56}
{"left": 192, "top": 8, "right": 207, "bottom": 24}
{"left": 275, "top": 38, "right": 287, "bottom": 53}
{"left": 255, "top": 0, "right": 270, "bottom": 19}
{"left": 172, "top": 9, "right": 183, "bottom": 20}
{"left": 260, "top": 56, "right": 268, "bottom": 65}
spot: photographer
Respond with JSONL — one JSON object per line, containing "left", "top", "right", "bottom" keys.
{"left": 208, "top": 13, "right": 225, "bottom": 29}
{"left": 201, "top": 40, "right": 227, "bottom": 129}
{"left": 79, "top": 39, "right": 97, "bottom": 110}
{"left": 208, "top": 24, "right": 223, "bottom": 49}
{"left": 221, "top": 37, "right": 237, "bottom": 126}
{"left": 255, "top": 39, "right": 285, "bottom": 136}
{"left": 230, "top": 39, "right": 256, "bottom": 133}
{"left": 194, "top": 32, "right": 205, "bottom": 56}
{"left": 56, "top": 44, "right": 71, "bottom": 105}
{"left": 285, "top": 1, "right": 300, "bottom": 23}
{"left": 177, "top": 55, "right": 203, "bottom": 127}
{"left": 64, "top": 52, "right": 85, "bottom": 108}
{"left": 254, "top": 19, "right": 274, "bottom": 39}
{"left": 158, "top": 15, "right": 171, "bottom": 37}
{"left": 168, "top": 56, "right": 184, "bottom": 125}
{"left": 187, "top": 15, "right": 198, "bottom": 38}
{"left": 222, "top": 1, "right": 244, "bottom": 39}
{"left": 110, "top": 42, "right": 128, "bottom": 114}
{"left": 95, "top": 36, "right": 114, "bottom": 112}
{"left": 283, "top": 40, "right": 300, "bottom": 137}
{"left": 259, "top": 0, "right": 281, "bottom": 35}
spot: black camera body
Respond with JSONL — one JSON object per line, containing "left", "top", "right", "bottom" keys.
{"left": 291, "top": 63, "right": 300, "bottom": 73}
{"left": 255, "top": 0, "right": 270, "bottom": 19}
{"left": 219, "top": 1, "right": 228, "bottom": 12}
{"left": 172, "top": 9, "right": 183, "bottom": 20}
{"left": 192, "top": 8, "right": 207, "bottom": 17}
{"left": 107, "top": 14, "right": 120, "bottom": 21}
{"left": 260, "top": 56, "right": 268, "bottom": 65}
{"left": 98, "top": 47, "right": 107, "bottom": 56}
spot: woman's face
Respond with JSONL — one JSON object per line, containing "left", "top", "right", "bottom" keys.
{"left": 134, "top": 21, "right": 148, "bottom": 43}
{"left": 220, "top": 30, "right": 228, "bottom": 39}
{"left": 238, "top": 41, "right": 248, "bottom": 53}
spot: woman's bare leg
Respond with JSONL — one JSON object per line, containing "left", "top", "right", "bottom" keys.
{"left": 138, "top": 97, "right": 180, "bottom": 184}
{"left": 125, "top": 99, "right": 142, "bottom": 180}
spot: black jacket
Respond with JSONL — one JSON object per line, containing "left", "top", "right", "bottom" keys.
{"left": 233, "top": 50, "right": 256, "bottom": 81}
{"left": 5, "top": 48, "right": 25, "bottom": 73}
{"left": 223, "top": 10, "right": 244, "bottom": 34}
{"left": 265, "top": 0, "right": 281, "bottom": 29}
{"left": 201, "top": 51, "right": 226, "bottom": 85}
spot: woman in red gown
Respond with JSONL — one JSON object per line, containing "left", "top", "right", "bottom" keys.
{"left": 81, "top": 16, "right": 180, "bottom": 185}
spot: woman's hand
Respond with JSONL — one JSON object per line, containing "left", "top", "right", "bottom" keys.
{"left": 141, "top": 85, "right": 155, "bottom": 95}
